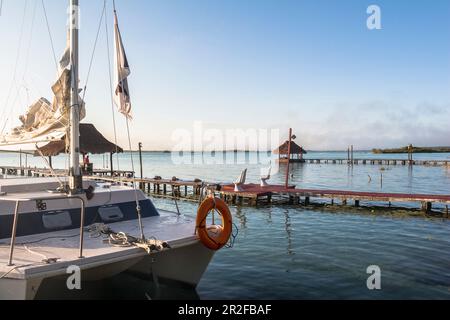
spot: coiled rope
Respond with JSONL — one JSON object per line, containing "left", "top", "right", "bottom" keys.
{"left": 86, "top": 223, "right": 171, "bottom": 254}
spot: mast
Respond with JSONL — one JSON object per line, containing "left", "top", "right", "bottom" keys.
{"left": 69, "top": 0, "right": 82, "bottom": 193}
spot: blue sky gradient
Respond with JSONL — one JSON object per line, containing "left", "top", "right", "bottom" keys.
{"left": 0, "top": 0, "right": 449, "bottom": 150}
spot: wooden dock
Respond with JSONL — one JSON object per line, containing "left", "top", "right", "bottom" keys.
{"left": 89, "top": 176, "right": 207, "bottom": 201}
{"left": 1, "top": 165, "right": 449, "bottom": 216}
{"left": 303, "top": 158, "right": 449, "bottom": 166}
{"left": 89, "top": 176, "right": 449, "bottom": 216}
{"left": 218, "top": 184, "right": 450, "bottom": 214}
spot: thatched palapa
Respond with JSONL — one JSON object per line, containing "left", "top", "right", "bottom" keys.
{"left": 273, "top": 141, "right": 307, "bottom": 155}
{"left": 35, "top": 123, "right": 123, "bottom": 157}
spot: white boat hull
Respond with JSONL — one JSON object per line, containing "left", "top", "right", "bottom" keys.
{"left": 0, "top": 180, "right": 219, "bottom": 300}
{"left": 0, "top": 240, "right": 214, "bottom": 300}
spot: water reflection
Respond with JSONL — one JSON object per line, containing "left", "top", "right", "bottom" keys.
{"left": 347, "top": 165, "right": 354, "bottom": 188}
{"left": 407, "top": 165, "right": 414, "bottom": 193}
{"left": 265, "top": 209, "right": 273, "bottom": 224}
{"left": 284, "top": 210, "right": 294, "bottom": 257}
{"left": 235, "top": 206, "right": 247, "bottom": 229}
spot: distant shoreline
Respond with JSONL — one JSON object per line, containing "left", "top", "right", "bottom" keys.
{"left": 372, "top": 146, "right": 450, "bottom": 154}
{"left": 2, "top": 148, "right": 450, "bottom": 154}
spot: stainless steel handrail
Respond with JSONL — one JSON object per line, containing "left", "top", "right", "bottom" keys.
{"left": 7, "top": 195, "right": 86, "bottom": 266}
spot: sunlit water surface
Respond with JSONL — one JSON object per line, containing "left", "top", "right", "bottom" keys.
{"left": 1, "top": 151, "right": 449, "bottom": 299}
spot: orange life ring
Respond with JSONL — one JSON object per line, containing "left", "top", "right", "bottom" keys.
{"left": 196, "top": 197, "right": 233, "bottom": 251}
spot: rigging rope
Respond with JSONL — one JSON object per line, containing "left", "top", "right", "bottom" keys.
{"left": 19, "top": 0, "right": 38, "bottom": 110}
{"left": 41, "top": 0, "right": 61, "bottom": 76}
{"left": 35, "top": 144, "right": 66, "bottom": 189}
{"left": 41, "top": 0, "right": 69, "bottom": 151}
{"left": 111, "top": 0, "right": 145, "bottom": 241}
{"left": 80, "top": 0, "right": 106, "bottom": 104}
{"left": 105, "top": 0, "right": 121, "bottom": 179}
{"left": 0, "top": 0, "right": 29, "bottom": 134}
{"left": 126, "top": 118, "right": 146, "bottom": 240}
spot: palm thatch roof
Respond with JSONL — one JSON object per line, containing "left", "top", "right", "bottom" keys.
{"left": 34, "top": 123, "right": 123, "bottom": 157}
{"left": 273, "top": 141, "right": 307, "bottom": 155}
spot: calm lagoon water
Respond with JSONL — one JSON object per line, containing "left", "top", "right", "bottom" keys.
{"left": 1, "top": 151, "right": 450, "bottom": 299}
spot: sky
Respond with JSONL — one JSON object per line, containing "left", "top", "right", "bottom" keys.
{"left": 0, "top": 0, "right": 449, "bottom": 151}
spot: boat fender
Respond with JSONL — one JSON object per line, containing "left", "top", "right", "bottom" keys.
{"left": 196, "top": 197, "right": 233, "bottom": 251}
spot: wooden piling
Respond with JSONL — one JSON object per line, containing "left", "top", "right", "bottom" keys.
{"left": 421, "top": 201, "right": 432, "bottom": 213}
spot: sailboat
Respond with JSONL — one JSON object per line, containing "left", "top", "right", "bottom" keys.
{"left": 0, "top": 0, "right": 233, "bottom": 300}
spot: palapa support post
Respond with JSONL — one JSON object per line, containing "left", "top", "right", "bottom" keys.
{"left": 110, "top": 152, "right": 114, "bottom": 176}
{"left": 285, "top": 128, "right": 293, "bottom": 189}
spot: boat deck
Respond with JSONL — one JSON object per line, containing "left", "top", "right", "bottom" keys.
{"left": 0, "top": 211, "right": 196, "bottom": 279}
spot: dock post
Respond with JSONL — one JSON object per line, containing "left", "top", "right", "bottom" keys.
{"left": 355, "top": 200, "right": 360, "bottom": 207}
{"left": 351, "top": 145, "right": 354, "bottom": 166}
{"left": 421, "top": 201, "right": 432, "bottom": 213}
{"left": 446, "top": 205, "right": 449, "bottom": 218}
{"left": 138, "top": 143, "right": 144, "bottom": 180}
{"left": 288, "top": 195, "right": 294, "bottom": 204}
{"left": 304, "top": 196, "right": 310, "bottom": 206}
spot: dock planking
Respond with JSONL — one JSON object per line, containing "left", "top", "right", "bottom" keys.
{"left": 219, "top": 184, "right": 450, "bottom": 212}
{"left": 303, "top": 158, "right": 449, "bottom": 166}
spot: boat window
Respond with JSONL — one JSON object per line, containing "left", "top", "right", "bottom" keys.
{"left": 42, "top": 211, "right": 73, "bottom": 230}
{"left": 99, "top": 206, "right": 124, "bottom": 222}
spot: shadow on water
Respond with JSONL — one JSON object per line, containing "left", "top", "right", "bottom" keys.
{"left": 35, "top": 272, "right": 200, "bottom": 300}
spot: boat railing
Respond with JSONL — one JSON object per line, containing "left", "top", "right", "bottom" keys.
{"left": 5, "top": 195, "right": 86, "bottom": 267}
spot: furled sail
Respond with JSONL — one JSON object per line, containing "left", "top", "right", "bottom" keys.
{"left": 0, "top": 33, "right": 85, "bottom": 146}
{"left": 114, "top": 10, "right": 132, "bottom": 119}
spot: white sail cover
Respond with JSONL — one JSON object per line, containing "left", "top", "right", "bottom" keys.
{"left": 114, "top": 11, "right": 132, "bottom": 119}
{"left": 0, "top": 34, "right": 85, "bottom": 146}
